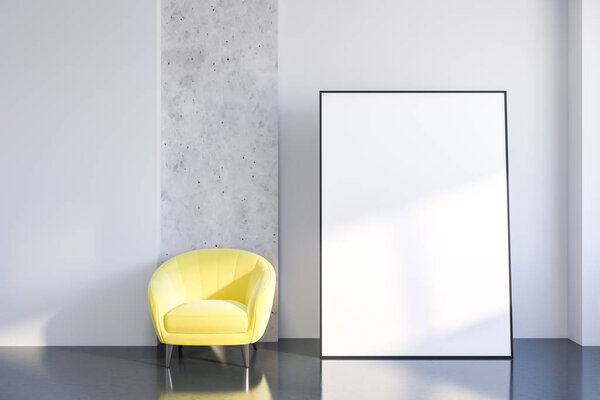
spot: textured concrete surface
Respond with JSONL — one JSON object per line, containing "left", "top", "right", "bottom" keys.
{"left": 161, "top": 0, "right": 278, "bottom": 340}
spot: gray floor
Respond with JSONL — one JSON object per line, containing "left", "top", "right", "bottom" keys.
{"left": 0, "top": 339, "right": 598, "bottom": 399}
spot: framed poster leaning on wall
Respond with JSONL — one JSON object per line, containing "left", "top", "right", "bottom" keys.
{"left": 320, "top": 91, "right": 513, "bottom": 357}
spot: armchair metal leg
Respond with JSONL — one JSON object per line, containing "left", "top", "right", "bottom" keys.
{"left": 241, "top": 344, "right": 250, "bottom": 368}
{"left": 165, "top": 344, "right": 173, "bottom": 368}
{"left": 252, "top": 342, "right": 258, "bottom": 351}
{"left": 165, "top": 368, "right": 173, "bottom": 391}
{"left": 243, "top": 368, "right": 250, "bottom": 391}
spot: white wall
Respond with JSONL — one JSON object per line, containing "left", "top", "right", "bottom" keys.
{"left": 580, "top": 0, "right": 600, "bottom": 345}
{"left": 567, "top": 0, "right": 600, "bottom": 347}
{"left": 279, "top": 0, "right": 568, "bottom": 338}
{"left": 567, "top": 0, "right": 583, "bottom": 344}
{"left": 0, "top": 0, "right": 159, "bottom": 345}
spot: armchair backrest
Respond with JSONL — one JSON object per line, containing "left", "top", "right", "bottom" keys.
{"left": 157, "top": 248, "right": 272, "bottom": 305}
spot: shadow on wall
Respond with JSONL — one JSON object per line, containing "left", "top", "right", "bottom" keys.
{"left": 44, "top": 267, "right": 157, "bottom": 346}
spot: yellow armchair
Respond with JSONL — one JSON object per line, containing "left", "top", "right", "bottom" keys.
{"left": 148, "top": 248, "right": 276, "bottom": 368}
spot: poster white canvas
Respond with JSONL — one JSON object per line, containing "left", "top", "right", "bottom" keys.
{"left": 321, "top": 92, "right": 512, "bottom": 357}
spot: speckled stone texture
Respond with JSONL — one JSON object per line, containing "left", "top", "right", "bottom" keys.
{"left": 161, "top": 0, "right": 278, "bottom": 341}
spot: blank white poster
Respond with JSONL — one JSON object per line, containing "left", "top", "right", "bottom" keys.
{"left": 321, "top": 92, "right": 512, "bottom": 357}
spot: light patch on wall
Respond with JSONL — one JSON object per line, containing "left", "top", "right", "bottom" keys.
{"left": 0, "top": 313, "right": 55, "bottom": 347}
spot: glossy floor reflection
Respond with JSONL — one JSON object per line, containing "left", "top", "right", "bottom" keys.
{"left": 0, "top": 339, "right": 599, "bottom": 399}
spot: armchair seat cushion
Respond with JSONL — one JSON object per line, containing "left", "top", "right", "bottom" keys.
{"left": 164, "top": 300, "right": 248, "bottom": 334}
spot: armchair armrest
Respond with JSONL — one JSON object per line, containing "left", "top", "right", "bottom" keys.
{"left": 246, "top": 259, "right": 276, "bottom": 343}
{"left": 148, "top": 267, "right": 182, "bottom": 342}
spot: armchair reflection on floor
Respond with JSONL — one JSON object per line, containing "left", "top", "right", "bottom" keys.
{"left": 148, "top": 248, "right": 276, "bottom": 368}
{"left": 160, "top": 369, "right": 273, "bottom": 400}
